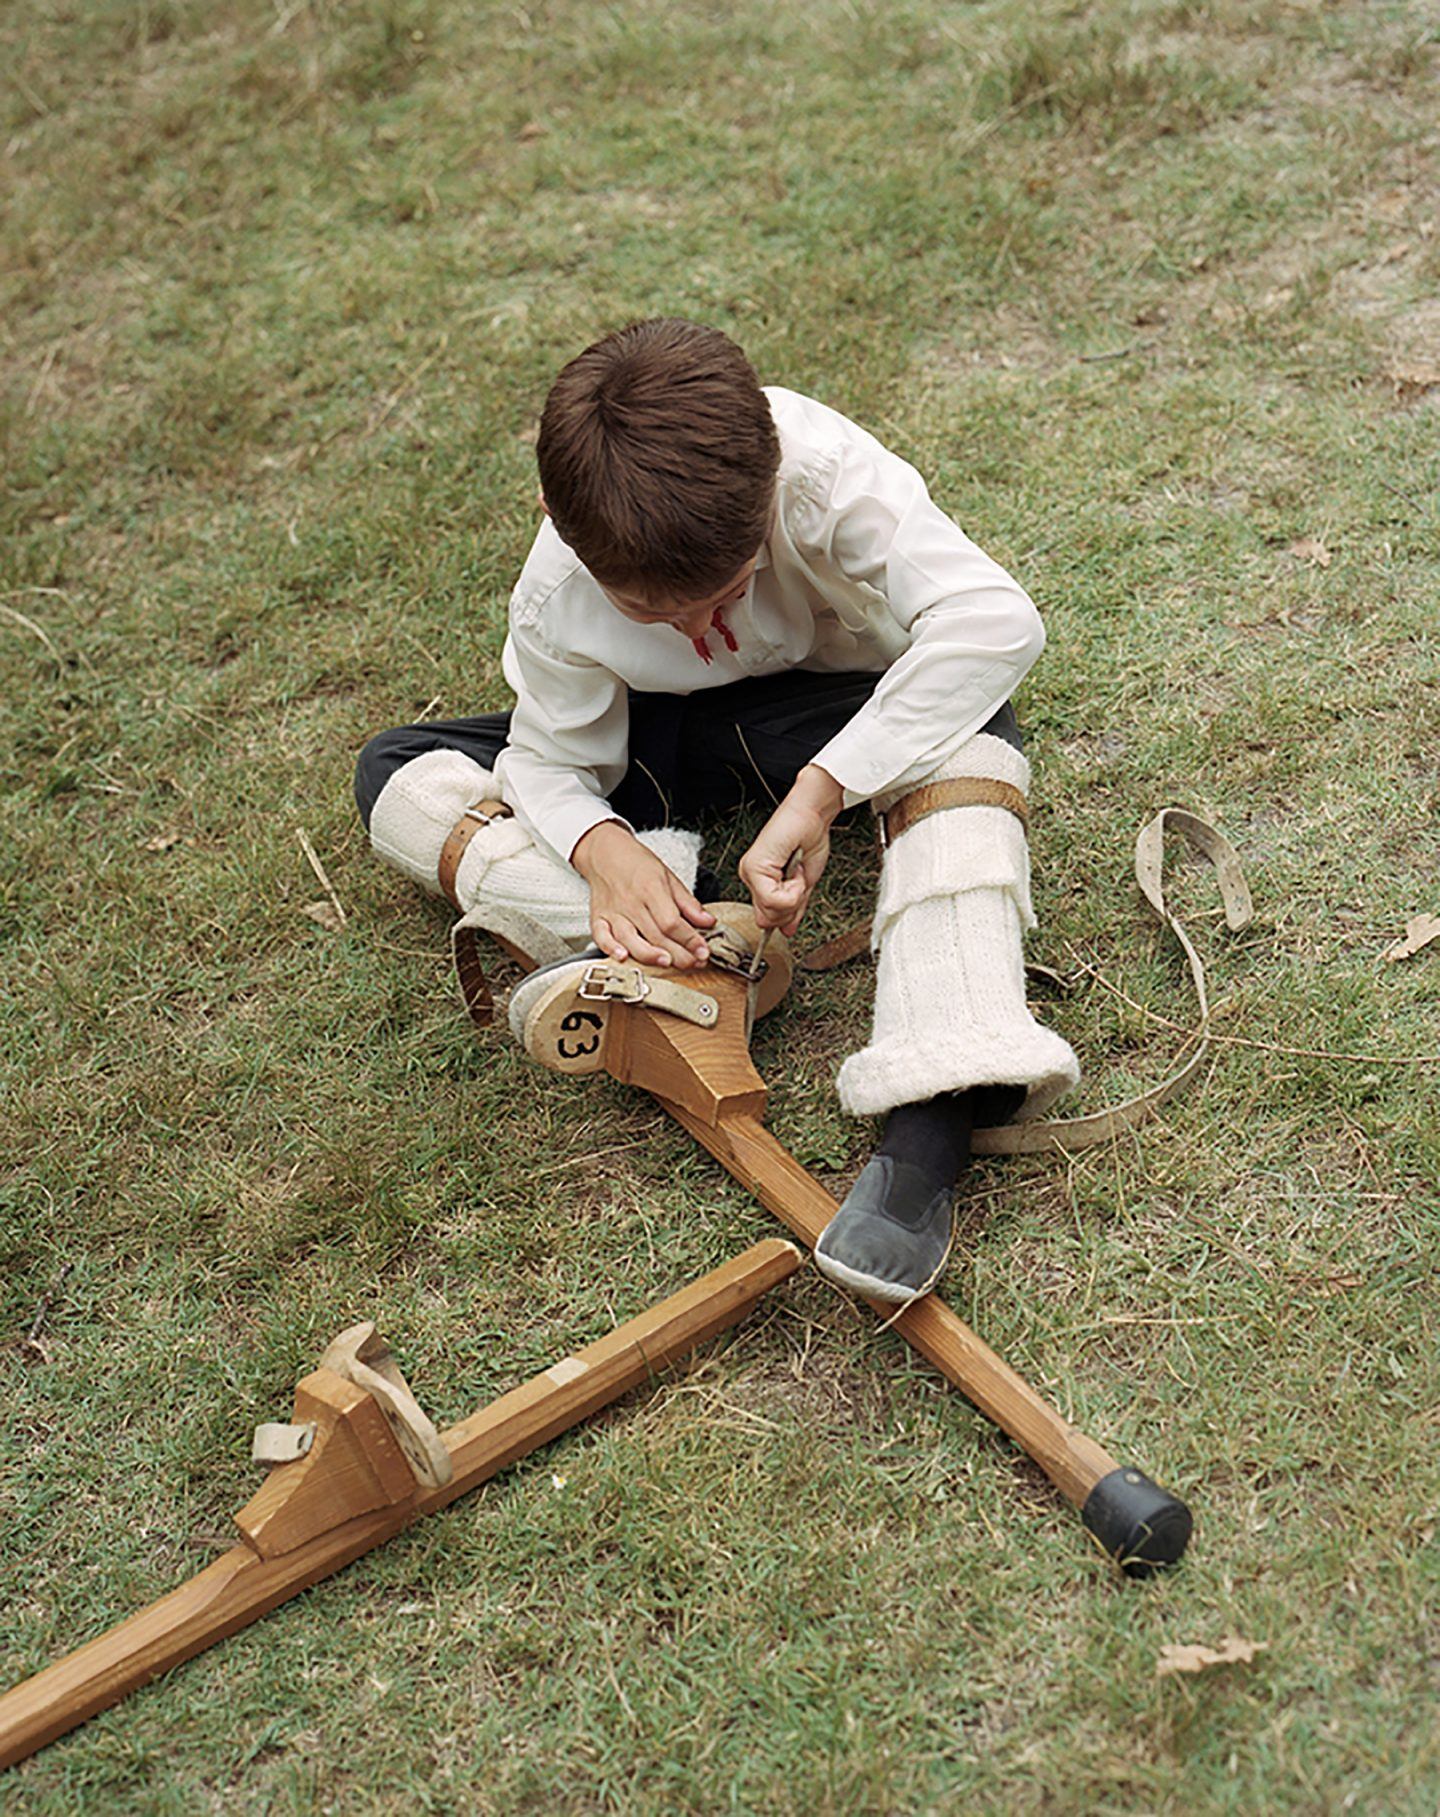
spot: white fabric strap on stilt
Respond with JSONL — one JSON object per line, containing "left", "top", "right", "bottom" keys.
{"left": 972, "top": 808, "right": 1253, "bottom": 1155}
{"left": 576, "top": 962, "right": 719, "bottom": 1027}
{"left": 251, "top": 1422, "right": 317, "bottom": 1465}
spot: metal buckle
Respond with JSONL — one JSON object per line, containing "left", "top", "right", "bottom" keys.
{"left": 578, "top": 963, "right": 650, "bottom": 1005}
{"left": 703, "top": 928, "right": 768, "bottom": 982}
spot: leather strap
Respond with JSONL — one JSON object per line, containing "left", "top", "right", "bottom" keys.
{"left": 880, "top": 777, "right": 1028, "bottom": 849}
{"left": 251, "top": 1422, "right": 316, "bottom": 1465}
{"left": 437, "top": 799, "right": 512, "bottom": 911}
{"left": 439, "top": 800, "right": 515, "bottom": 1022}
{"left": 454, "top": 923, "right": 496, "bottom": 1027}
{"left": 453, "top": 915, "right": 549, "bottom": 1031}
{"left": 799, "top": 922, "right": 874, "bottom": 972}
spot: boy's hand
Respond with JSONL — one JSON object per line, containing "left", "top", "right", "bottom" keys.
{"left": 739, "top": 764, "right": 845, "bottom": 936}
{"left": 571, "top": 821, "right": 715, "bottom": 969}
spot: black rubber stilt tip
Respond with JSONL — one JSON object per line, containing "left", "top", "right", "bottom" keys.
{"left": 1081, "top": 1468, "right": 1193, "bottom": 1577}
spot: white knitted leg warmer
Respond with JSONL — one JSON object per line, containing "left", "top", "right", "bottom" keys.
{"left": 368, "top": 749, "right": 702, "bottom": 965}
{"left": 836, "top": 733, "right": 1079, "bottom": 1122}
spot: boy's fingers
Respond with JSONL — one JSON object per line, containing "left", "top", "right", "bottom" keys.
{"left": 598, "top": 904, "right": 704, "bottom": 971}
{"left": 658, "top": 879, "right": 714, "bottom": 946}
{"left": 750, "top": 876, "right": 805, "bottom": 915}
{"left": 593, "top": 916, "right": 629, "bottom": 961}
{"left": 754, "top": 889, "right": 808, "bottom": 931}
{"left": 651, "top": 897, "right": 693, "bottom": 939}
{"left": 633, "top": 910, "right": 702, "bottom": 969}
{"left": 764, "top": 882, "right": 813, "bottom": 938}
{"left": 674, "top": 885, "right": 716, "bottom": 928}
{"left": 647, "top": 896, "right": 711, "bottom": 965}
{"left": 612, "top": 916, "right": 670, "bottom": 967}
{"left": 781, "top": 893, "right": 812, "bottom": 938}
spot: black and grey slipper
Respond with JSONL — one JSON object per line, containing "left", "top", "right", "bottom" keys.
{"left": 813, "top": 1155, "right": 955, "bottom": 1306}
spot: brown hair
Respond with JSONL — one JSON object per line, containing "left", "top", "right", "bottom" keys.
{"left": 536, "top": 318, "right": 780, "bottom": 602}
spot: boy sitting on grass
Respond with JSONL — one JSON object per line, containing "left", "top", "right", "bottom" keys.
{"left": 356, "top": 317, "right": 1077, "bottom": 1304}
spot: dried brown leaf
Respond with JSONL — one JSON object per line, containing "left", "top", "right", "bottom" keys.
{"left": 1388, "top": 363, "right": 1440, "bottom": 403}
{"left": 303, "top": 900, "right": 345, "bottom": 933}
{"left": 143, "top": 832, "right": 185, "bottom": 852}
{"left": 517, "top": 120, "right": 547, "bottom": 142}
{"left": 1288, "top": 537, "right": 1332, "bottom": 567}
{"left": 1383, "top": 914, "right": 1440, "bottom": 963}
{"left": 1156, "top": 1635, "right": 1267, "bottom": 1677}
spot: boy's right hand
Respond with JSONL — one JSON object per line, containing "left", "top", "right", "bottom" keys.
{"left": 570, "top": 821, "right": 715, "bottom": 969}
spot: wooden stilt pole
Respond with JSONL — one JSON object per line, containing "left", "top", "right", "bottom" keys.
{"left": 543, "top": 949, "right": 1192, "bottom": 1574}
{"left": 0, "top": 1238, "right": 801, "bottom": 1773}
{"left": 671, "top": 1108, "right": 1119, "bottom": 1506}
{"left": 669, "top": 1104, "right": 1190, "bottom": 1569}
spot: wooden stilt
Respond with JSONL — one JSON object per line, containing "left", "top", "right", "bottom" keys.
{"left": 5, "top": 879, "right": 1199, "bottom": 1768}
{"left": 0, "top": 1238, "right": 801, "bottom": 1773}
{"left": 669, "top": 1106, "right": 1119, "bottom": 1509}
{"left": 235, "top": 1368, "right": 419, "bottom": 1559}
{"left": 603, "top": 963, "right": 768, "bottom": 1125}
{"left": 525, "top": 948, "right": 1192, "bottom": 1571}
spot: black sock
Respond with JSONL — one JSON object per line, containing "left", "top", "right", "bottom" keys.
{"left": 877, "top": 1086, "right": 1027, "bottom": 1191}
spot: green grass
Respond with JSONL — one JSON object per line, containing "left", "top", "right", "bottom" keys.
{"left": 3, "top": 0, "right": 1439, "bottom": 1808}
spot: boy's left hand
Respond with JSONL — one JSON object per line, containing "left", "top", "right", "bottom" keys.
{"left": 739, "top": 764, "right": 845, "bottom": 936}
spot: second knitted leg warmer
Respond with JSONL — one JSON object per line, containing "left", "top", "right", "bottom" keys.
{"left": 836, "top": 733, "right": 1079, "bottom": 1122}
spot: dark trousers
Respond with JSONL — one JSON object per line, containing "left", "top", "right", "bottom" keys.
{"left": 355, "top": 671, "right": 1021, "bottom": 832}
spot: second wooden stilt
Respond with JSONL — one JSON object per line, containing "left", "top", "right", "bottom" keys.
{"left": 0, "top": 1237, "right": 802, "bottom": 1773}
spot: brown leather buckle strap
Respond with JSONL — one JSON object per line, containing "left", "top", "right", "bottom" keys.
{"left": 454, "top": 917, "right": 549, "bottom": 1031}
{"left": 437, "top": 799, "right": 512, "bottom": 911}
{"left": 879, "top": 777, "right": 1028, "bottom": 850}
{"left": 440, "top": 798, "right": 514, "bottom": 1028}
{"left": 454, "top": 922, "right": 496, "bottom": 1027}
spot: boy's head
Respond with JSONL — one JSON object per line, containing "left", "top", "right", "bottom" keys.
{"left": 537, "top": 318, "right": 780, "bottom": 617}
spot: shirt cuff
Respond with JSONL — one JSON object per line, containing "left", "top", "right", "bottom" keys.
{"left": 546, "top": 797, "right": 634, "bottom": 867}
{"left": 809, "top": 722, "right": 903, "bottom": 808}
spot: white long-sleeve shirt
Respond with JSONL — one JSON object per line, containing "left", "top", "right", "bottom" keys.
{"left": 493, "top": 386, "right": 1045, "bottom": 863}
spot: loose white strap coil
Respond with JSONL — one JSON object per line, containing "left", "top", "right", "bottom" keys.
{"left": 972, "top": 808, "right": 1253, "bottom": 1155}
